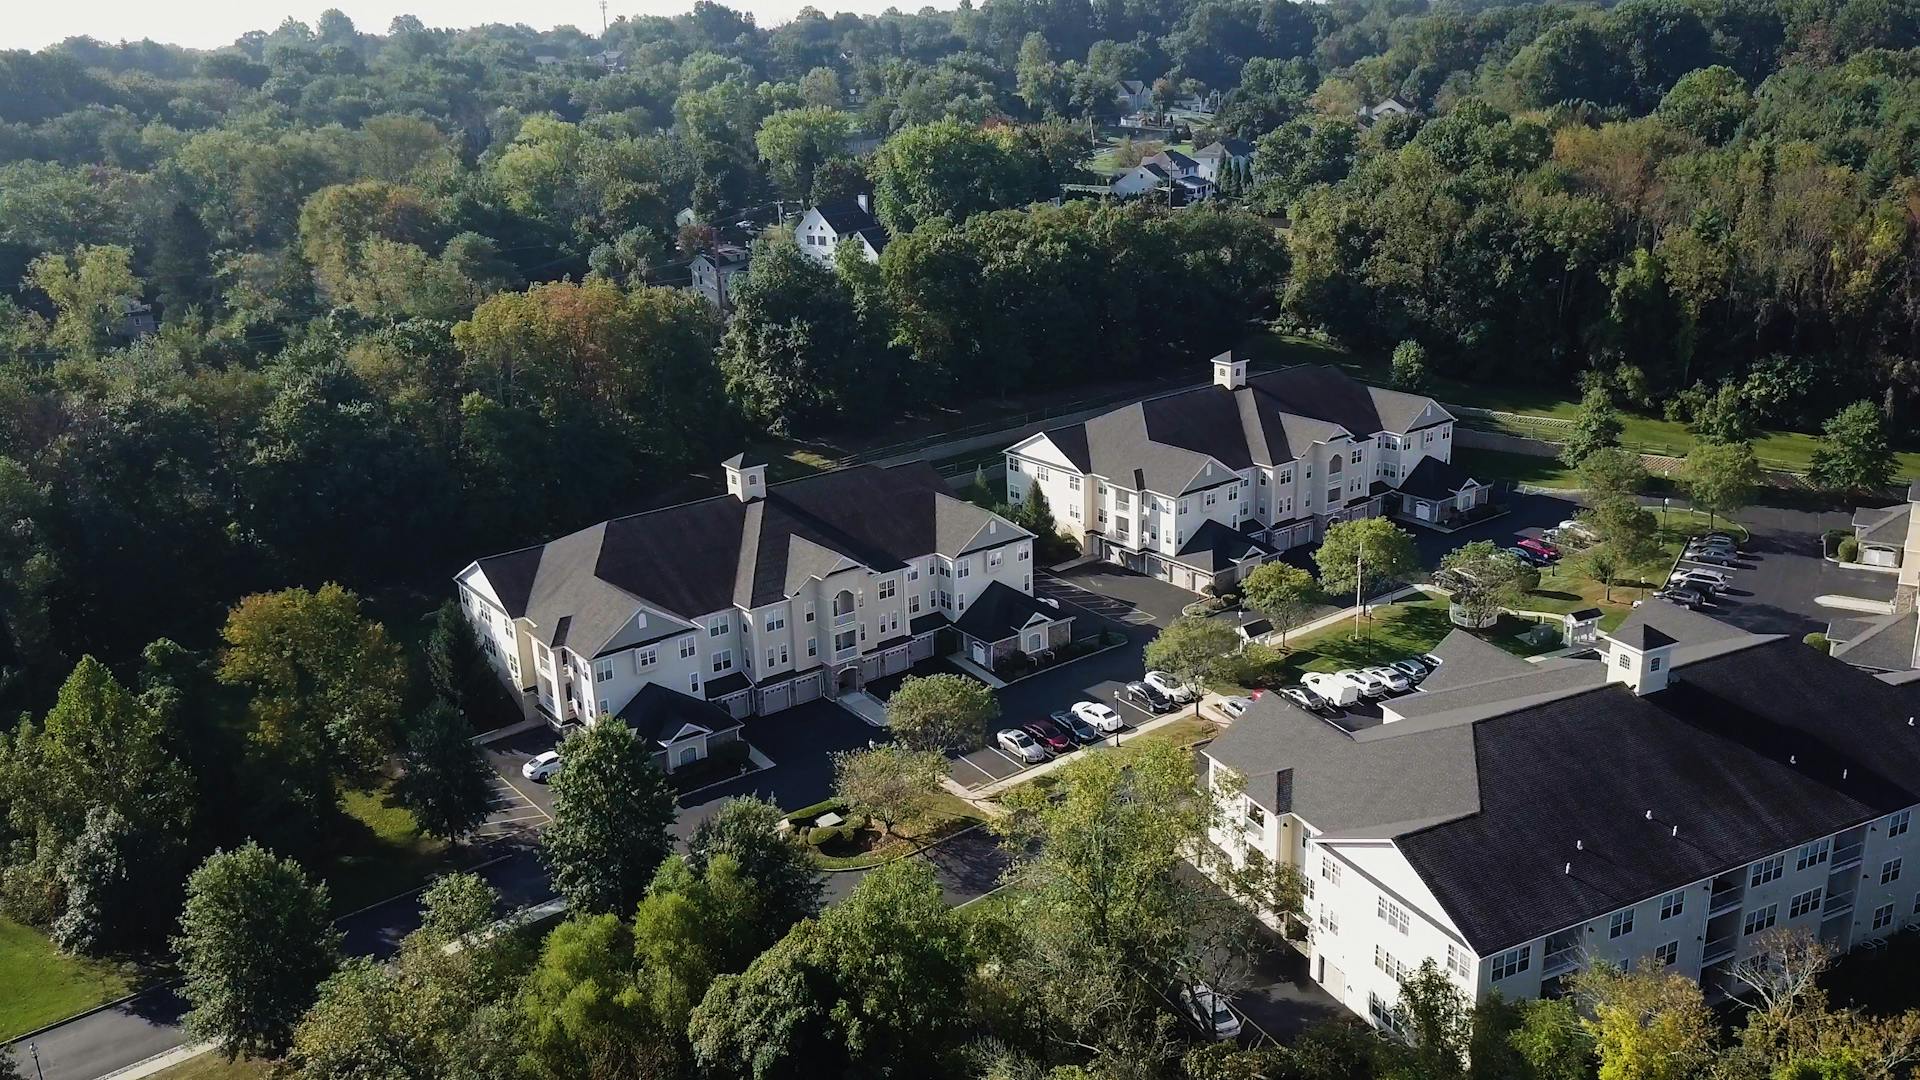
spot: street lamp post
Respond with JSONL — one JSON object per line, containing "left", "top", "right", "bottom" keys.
{"left": 28, "top": 1042, "right": 44, "bottom": 1080}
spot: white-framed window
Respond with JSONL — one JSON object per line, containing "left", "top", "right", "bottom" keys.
{"left": 1891, "top": 809, "right": 1912, "bottom": 838}
{"left": 806, "top": 637, "right": 817, "bottom": 657}
{"left": 988, "top": 551, "right": 1003, "bottom": 568}
{"left": 1883, "top": 858, "right": 1903, "bottom": 885}
{"left": 1378, "top": 897, "right": 1410, "bottom": 935}
{"left": 1018, "top": 547, "right": 1030, "bottom": 561}
{"left": 711, "top": 650, "right": 732, "bottom": 673}
{"left": 679, "top": 635, "right": 697, "bottom": 659}
{"left": 594, "top": 662, "right": 613, "bottom": 683}
{"left": 1797, "top": 838, "right": 1830, "bottom": 871}
{"left": 1319, "top": 908, "right": 1339, "bottom": 935}
{"left": 1036, "top": 466, "right": 1051, "bottom": 481}
{"left": 688, "top": 672, "right": 699, "bottom": 692}
{"left": 1491, "top": 946, "right": 1530, "bottom": 981}
{"left": 1659, "top": 890, "right": 1685, "bottom": 920}
{"left": 1321, "top": 858, "right": 1341, "bottom": 886}
{"left": 637, "top": 645, "right": 657, "bottom": 669}
{"left": 1789, "top": 888, "right": 1822, "bottom": 919}
{"left": 1350, "top": 449, "right": 1363, "bottom": 464}
{"left": 908, "top": 595, "right": 921, "bottom": 613}
{"left": 765, "top": 613, "right": 785, "bottom": 632}
{"left": 538, "top": 651, "right": 552, "bottom": 673}
{"left": 1277, "top": 467, "right": 1293, "bottom": 484}
{"left": 956, "top": 561, "right": 971, "bottom": 579}
{"left": 709, "top": 618, "right": 729, "bottom": 637}
{"left": 1743, "top": 904, "right": 1779, "bottom": 936}
{"left": 1751, "top": 855, "right": 1785, "bottom": 887}
{"left": 1374, "top": 944, "right": 1408, "bottom": 981}
{"left": 1654, "top": 941, "right": 1678, "bottom": 967}
{"left": 1873, "top": 903, "right": 1895, "bottom": 931}
{"left": 1068, "top": 475, "right": 1081, "bottom": 490}
{"left": 1204, "top": 492, "right": 1217, "bottom": 507}
{"left": 1609, "top": 909, "right": 1634, "bottom": 939}
{"left": 1368, "top": 992, "right": 1398, "bottom": 1031}
{"left": 597, "top": 698, "right": 608, "bottom": 714}
{"left": 1007, "top": 458, "right": 1021, "bottom": 473}
{"left": 1446, "top": 944, "right": 1471, "bottom": 981}
{"left": 878, "top": 579, "right": 896, "bottom": 600}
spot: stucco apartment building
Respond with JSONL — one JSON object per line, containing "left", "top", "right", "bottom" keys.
{"left": 1204, "top": 604, "right": 1920, "bottom": 1030}
{"left": 1003, "top": 355, "right": 1483, "bottom": 594}
{"left": 455, "top": 456, "right": 1047, "bottom": 767}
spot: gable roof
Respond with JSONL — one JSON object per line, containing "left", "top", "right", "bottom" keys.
{"left": 1398, "top": 456, "right": 1479, "bottom": 500}
{"left": 616, "top": 683, "right": 742, "bottom": 746}
{"left": 1195, "top": 138, "right": 1255, "bottom": 159}
{"left": 1171, "top": 519, "right": 1274, "bottom": 573}
{"left": 468, "top": 462, "right": 1028, "bottom": 657}
{"left": 1831, "top": 609, "right": 1919, "bottom": 672}
{"left": 1853, "top": 501, "right": 1910, "bottom": 546}
{"left": 952, "top": 580, "right": 1068, "bottom": 643}
{"left": 1415, "top": 629, "right": 1534, "bottom": 693}
{"left": 811, "top": 197, "right": 881, "bottom": 235}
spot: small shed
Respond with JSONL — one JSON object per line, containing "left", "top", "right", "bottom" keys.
{"left": 1564, "top": 607, "right": 1604, "bottom": 648}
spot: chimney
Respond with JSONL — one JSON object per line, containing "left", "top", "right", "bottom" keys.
{"left": 1600, "top": 619, "right": 1678, "bottom": 695}
{"left": 1211, "top": 351, "right": 1247, "bottom": 390}
{"left": 856, "top": 192, "right": 871, "bottom": 216}
{"left": 721, "top": 452, "right": 767, "bottom": 502}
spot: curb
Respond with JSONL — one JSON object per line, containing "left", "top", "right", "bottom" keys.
{"left": 3, "top": 980, "right": 178, "bottom": 1049}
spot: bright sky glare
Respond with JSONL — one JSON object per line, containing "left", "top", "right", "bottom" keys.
{"left": 4, "top": 1, "right": 882, "bottom": 51}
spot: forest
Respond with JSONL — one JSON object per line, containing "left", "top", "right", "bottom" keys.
{"left": 3, "top": 1, "right": 1920, "bottom": 1073}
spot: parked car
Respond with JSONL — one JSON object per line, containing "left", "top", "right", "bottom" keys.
{"left": 1507, "top": 545, "right": 1553, "bottom": 567}
{"left": 1689, "top": 535, "right": 1739, "bottom": 552}
{"left": 1341, "top": 668, "right": 1391, "bottom": 699}
{"left": 1144, "top": 670, "right": 1195, "bottom": 704}
{"left": 1653, "top": 586, "right": 1708, "bottom": 610}
{"left": 1517, "top": 537, "right": 1561, "bottom": 560}
{"left": 1419, "top": 652, "right": 1444, "bottom": 670}
{"left": 1126, "top": 680, "right": 1175, "bottom": 713}
{"left": 1669, "top": 571, "right": 1728, "bottom": 594}
{"left": 1280, "top": 686, "right": 1331, "bottom": 714}
{"left": 1022, "top": 718, "right": 1075, "bottom": 754}
{"left": 521, "top": 750, "right": 562, "bottom": 782}
{"left": 1072, "top": 700, "right": 1125, "bottom": 733}
{"left": 1368, "top": 665, "right": 1412, "bottom": 693}
{"left": 1684, "top": 548, "right": 1738, "bottom": 567}
{"left": 1557, "top": 518, "right": 1596, "bottom": 538}
{"left": 1389, "top": 658, "right": 1429, "bottom": 683}
{"left": 1181, "top": 984, "right": 1243, "bottom": 1040}
{"left": 1671, "top": 565, "right": 1731, "bottom": 588}
{"left": 1701, "top": 531, "right": 1741, "bottom": 546}
{"left": 1051, "top": 709, "right": 1103, "bottom": 744}
{"left": 997, "top": 728, "right": 1047, "bottom": 763}
{"left": 1302, "top": 671, "right": 1361, "bottom": 707}
{"left": 1218, "top": 696, "right": 1255, "bottom": 720}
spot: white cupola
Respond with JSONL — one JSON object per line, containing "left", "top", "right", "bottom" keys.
{"left": 721, "top": 452, "right": 768, "bottom": 502}
{"left": 1211, "top": 351, "right": 1247, "bottom": 390}
{"left": 1601, "top": 617, "right": 1678, "bottom": 695}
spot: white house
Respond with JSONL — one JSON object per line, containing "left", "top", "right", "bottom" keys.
{"left": 1192, "top": 138, "right": 1255, "bottom": 183}
{"left": 795, "top": 195, "right": 889, "bottom": 266}
{"left": 1115, "top": 79, "right": 1154, "bottom": 112}
{"left": 1204, "top": 604, "right": 1920, "bottom": 1029}
{"left": 1357, "top": 97, "right": 1413, "bottom": 125}
{"left": 690, "top": 244, "right": 750, "bottom": 314}
{"left": 455, "top": 457, "right": 1060, "bottom": 767}
{"left": 1110, "top": 162, "right": 1173, "bottom": 198}
{"left": 1004, "top": 355, "right": 1458, "bottom": 594}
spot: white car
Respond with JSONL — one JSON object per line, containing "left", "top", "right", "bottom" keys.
{"left": 1670, "top": 567, "right": 1730, "bottom": 589}
{"left": 1072, "top": 700, "right": 1125, "bottom": 733}
{"left": 1181, "top": 983, "right": 1243, "bottom": 1040}
{"left": 1367, "top": 666, "right": 1412, "bottom": 693}
{"left": 1340, "top": 668, "right": 1391, "bottom": 699}
{"left": 1218, "top": 696, "right": 1254, "bottom": 720}
{"left": 521, "top": 750, "right": 562, "bottom": 782}
{"left": 997, "top": 728, "right": 1047, "bottom": 764}
{"left": 1144, "top": 670, "right": 1195, "bottom": 704}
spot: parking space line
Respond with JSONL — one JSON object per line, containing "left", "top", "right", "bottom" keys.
{"left": 493, "top": 773, "right": 553, "bottom": 825}
{"left": 990, "top": 746, "right": 1033, "bottom": 771}
{"left": 952, "top": 756, "right": 999, "bottom": 786}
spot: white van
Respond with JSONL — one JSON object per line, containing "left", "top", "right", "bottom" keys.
{"left": 1302, "top": 671, "right": 1361, "bottom": 707}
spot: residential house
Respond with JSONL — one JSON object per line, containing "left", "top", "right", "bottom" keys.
{"left": 1192, "top": 138, "right": 1255, "bottom": 183}
{"left": 1829, "top": 481, "right": 1920, "bottom": 675}
{"left": 1357, "top": 97, "right": 1413, "bottom": 125}
{"left": 690, "top": 244, "right": 750, "bottom": 314}
{"left": 1110, "top": 156, "right": 1211, "bottom": 204}
{"left": 1003, "top": 355, "right": 1457, "bottom": 594}
{"left": 1204, "top": 604, "right": 1920, "bottom": 1029}
{"left": 1115, "top": 80, "right": 1154, "bottom": 112}
{"left": 456, "top": 456, "right": 1062, "bottom": 767}
{"left": 1110, "top": 162, "right": 1173, "bottom": 198}
{"left": 796, "top": 195, "right": 890, "bottom": 266}
{"left": 116, "top": 299, "right": 158, "bottom": 339}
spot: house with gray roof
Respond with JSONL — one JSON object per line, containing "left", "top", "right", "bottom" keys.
{"left": 796, "top": 195, "right": 889, "bottom": 266}
{"left": 1202, "top": 605, "right": 1920, "bottom": 1031}
{"left": 455, "top": 456, "right": 1050, "bottom": 761}
{"left": 1003, "top": 354, "right": 1457, "bottom": 593}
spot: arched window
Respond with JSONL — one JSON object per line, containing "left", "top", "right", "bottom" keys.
{"left": 832, "top": 590, "right": 855, "bottom": 617}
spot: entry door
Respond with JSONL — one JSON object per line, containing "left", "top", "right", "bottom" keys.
{"left": 970, "top": 641, "right": 989, "bottom": 665}
{"left": 676, "top": 745, "right": 698, "bottom": 767}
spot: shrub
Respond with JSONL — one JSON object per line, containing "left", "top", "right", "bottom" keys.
{"left": 1803, "top": 632, "right": 1831, "bottom": 654}
{"left": 1837, "top": 536, "right": 1861, "bottom": 563}
{"left": 1823, "top": 528, "right": 1851, "bottom": 557}
{"left": 786, "top": 797, "right": 849, "bottom": 825}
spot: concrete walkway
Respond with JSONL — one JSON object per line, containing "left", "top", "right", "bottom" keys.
{"left": 835, "top": 691, "right": 888, "bottom": 728}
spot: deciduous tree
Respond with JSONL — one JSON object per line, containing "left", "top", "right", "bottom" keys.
{"left": 883, "top": 672, "right": 1000, "bottom": 752}
{"left": 833, "top": 745, "right": 945, "bottom": 839}
{"left": 1144, "top": 617, "right": 1240, "bottom": 714}
{"left": 1563, "top": 384, "right": 1626, "bottom": 467}
{"left": 1314, "top": 517, "right": 1420, "bottom": 627}
{"left": 1683, "top": 440, "right": 1760, "bottom": 532}
{"left": 1239, "top": 561, "right": 1319, "bottom": 646}
{"left": 540, "top": 718, "right": 676, "bottom": 915}
{"left": 1809, "top": 400, "right": 1895, "bottom": 495}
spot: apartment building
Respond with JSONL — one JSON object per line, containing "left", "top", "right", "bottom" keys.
{"left": 454, "top": 456, "right": 1047, "bottom": 766}
{"left": 1004, "top": 355, "right": 1479, "bottom": 593}
{"left": 1204, "top": 604, "right": 1920, "bottom": 1028}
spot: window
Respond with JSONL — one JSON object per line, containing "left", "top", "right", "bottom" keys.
{"left": 1018, "top": 547, "right": 1030, "bottom": 561}
{"left": 1277, "top": 468, "right": 1293, "bottom": 485}
{"left": 1204, "top": 492, "right": 1218, "bottom": 507}
{"left": 1068, "top": 475, "right": 1082, "bottom": 491}
{"left": 1378, "top": 896, "right": 1410, "bottom": 935}
{"left": 1226, "top": 486, "right": 1237, "bottom": 501}
{"left": 908, "top": 595, "right": 921, "bottom": 614}
{"left": 1890, "top": 809, "right": 1912, "bottom": 838}
{"left": 689, "top": 672, "right": 700, "bottom": 692}
{"left": 877, "top": 579, "right": 896, "bottom": 600}
{"left": 1319, "top": 908, "right": 1339, "bottom": 935}
{"left": 1654, "top": 941, "right": 1678, "bottom": 967}
{"left": 1660, "top": 891, "right": 1685, "bottom": 921}
{"left": 1007, "top": 458, "right": 1021, "bottom": 473}
{"left": 637, "top": 646, "right": 657, "bottom": 669}
{"left": 1743, "top": 905, "right": 1779, "bottom": 936}
{"left": 1797, "top": 839, "right": 1830, "bottom": 871}
{"left": 765, "top": 613, "right": 785, "bottom": 632}
{"left": 804, "top": 603, "right": 816, "bottom": 623}
{"left": 1374, "top": 944, "right": 1409, "bottom": 981}
{"left": 988, "top": 550, "right": 1003, "bottom": 568}
{"left": 1350, "top": 449, "right": 1363, "bottom": 464}
{"left": 1883, "top": 858, "right": 1903, "bottom": 885}
{"left": 1036, "top": 466, "right": 1051, "bottom": 481}
{"left": 679, "top": 635, "right": 697, "bottom": 659}
{"left": 1321, "top": 858, "right": 1341, "bottom": 886}
{"left": 1650, "top": 656, "right": 1663, "bottom": 672}
{"left": 594, "top": 662, "right": 613, "bottom": 683}
{"left": 1491, "top": 946, "right": 1530, "bottom": 982}
{"left": 711, "top": 650, "right": 732, "bottom": 673}
{"left": 709, "top": 618, "right": 729, "bottom": 637}
{"left": 766, "top": 649, "right": 777, "bottom": 667}
{"left": 1751, "top": 855, "right": 1785, "bottom": 887}
{"left": 1369, "top": 992, "right": 1397, "bottom": 1031}
{"left": 806, "top": 637, "right": 816, "bottom": 658}
{"left": 956, "top": 561, "right": 970, "bottom": 579}
{"left": 1609, "top": 909, "right": 1635, "bottom": 939}
{"left": 1447, "top": 944, "right": 1471, "bottom": 981}
{"left": 503, "top": 621, "right": 515, "bottom": 640}
{"left": 1328, "top": 455, "right": 1342, "bottom": 475}
{"left": 835, "top": 630, "right": 856, "bottom": 653}
{"left": 1244, "top": 802, "right": 1266, "bottom": 830}
{"left": 1873, "top": 903, "right": 1895, "bottom": 931}
{"left": 1789, "top": 888, "right": 1822, "bottom": 919}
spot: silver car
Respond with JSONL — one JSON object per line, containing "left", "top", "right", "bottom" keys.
{"left": 996, "top": 728, "right": 1047, "bottom": 764}
{"left": 1368, "top": 666, "right": 1412, "bottom": 693}
{"left": 1340, "top": 668, "right": 1391, "bottom": 699}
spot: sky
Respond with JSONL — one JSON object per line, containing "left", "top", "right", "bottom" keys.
{"left": 4, "top": 1, "right": 879, "bottom": 51}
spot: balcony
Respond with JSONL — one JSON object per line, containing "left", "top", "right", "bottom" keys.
{"left": 1703, "top": 937, "right": 1737, "bottom": 966}
{"left": 1542, "top": 947, "right": 1581, "bottom": 977}
{"left": 1708, "top": 889, "right": 1744, "bottom": 917}
{"left": 1821, "top": 896, "right": 1855, "bottom": 920}
{"left": 833, "top": 646, "right": 860, "bottom": 662}
{"left": 1830, "top": 845, "right": 1865, "bottom": 872}
{"left": 832, "top": 610, "right": 857, "bottom": 628}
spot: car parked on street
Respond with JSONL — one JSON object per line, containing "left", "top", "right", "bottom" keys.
{"left": 1126, "top": 680, "right": 1175, "bottom": 713}
{"left": 1023, "top": 718, "right": 1075, "bottom": 755}
{"left": 1517, "top": 537, "right": 1561, "bottom": 561}
{"left": 521, "top": 750, "right": 562, "bottom": 782}
{"left": 997, "top": 728, "right": 1047, "bottom": 763}
{"left": 1051, "top": 709, "right": 1103, "bottom": 744}
{"left": 1181, "top": 984, "right": 1243, "bottom": 1040}
{"left": 1072, "top": 700, "right": 1125, "bottom": 733}
{"left": 1341, "top": 668, "right": 1391, "bottom": 699}
{"left": 1144, "top": 670, "right": 1195, "bottom": 704}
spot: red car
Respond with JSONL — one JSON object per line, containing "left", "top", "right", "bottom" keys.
{"left": 1516, "top": 537, "right": 1561, "bottom": 560}
{"left": 1022, "top": 718, "right": 1075, "bottom": 754}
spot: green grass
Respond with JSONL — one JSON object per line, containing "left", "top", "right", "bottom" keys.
{"left": 809, "top": 792, "right": 987, "bottom": 871}
{"left": 1227, "top": 599, "right": 1562, "bottom": 692}
{"left": 0, "top": 917, "right": 136, "bottom": 1040}
{"left": 322, "top": 786, "right": 459, "bottom": 915}
{"left": 148, "top": 1054, "right": 275, "bottom": 1080}
{"left": 1454, "top": 448, "right": 1582, "bottom": 488}
{"left": 1085, "top": 137, "right": 1198, "bottom": 176}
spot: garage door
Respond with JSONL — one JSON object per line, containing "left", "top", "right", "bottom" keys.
{"left": 791, "top": 672, "right": 822, "bottom": 705}
{"left": 909, "top": 635, "right": 936, "bottom": 662}
{"left": 881, "top": 647, "right": 909, "bottom": 676}
{"left": 759, "top": 683, "right": 791, "bottom": 714}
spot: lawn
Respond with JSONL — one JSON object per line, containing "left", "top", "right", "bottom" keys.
{"left": 807, "top": 790, "right": 987, "bottom": 871}
{"left": 1454, "top": 448, "right": 1582, "bottom": 488}
{"left": 1085, "top": 136, "right": 1197, "bottom": 176}
{"left": 322, "top": 786, "right": 461, "bottom": 915}
{"left": 0, "top": 916, "right": 136, "bottom": 1040}
{"left": 148, "top": 1053, "right": 275, "bottom": 1080}
{"left": 1218, "top": 599, "right": 1564, "bottom": 694}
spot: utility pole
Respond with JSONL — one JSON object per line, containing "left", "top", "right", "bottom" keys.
{"left": 1353, "top": 530, "right": 1365, "bottom": 639}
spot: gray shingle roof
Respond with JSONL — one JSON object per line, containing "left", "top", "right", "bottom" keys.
{"left": 1415, "top": 629, "right": 1533, "bottom": 693}
{"left": 1853, "top": 502, "right": 1910, "bottom": 546}
{"left": 952, "top": 581, "right": 1067, "bottom": 643}
{"left": 1831, "top": 609, "right": 1919, "bottom": 672}
{"left": 1398, "top": 456, "right": 1478, "bottom": 500}
{"left": 1171, "top": 519, "right": 1273, "bottom": 573}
